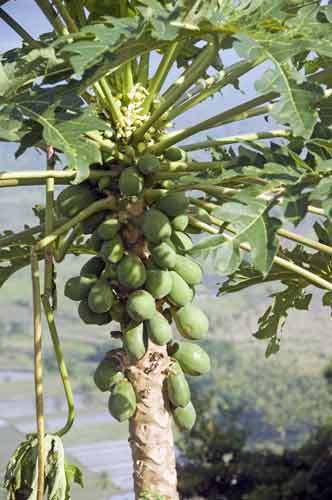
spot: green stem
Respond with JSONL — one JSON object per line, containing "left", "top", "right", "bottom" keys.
{"left": 188, "top": 216, "right": 332, "bottom": 291}
{"left": 0, "top": 8, "right": 41, "bottom": 47}
{"left": 120, "top": 0, "right": 134, "bottom": 94}
{"left": 149, "top": 99, "right": 274, "bottom": 155}
{"left": 66, "top": 0, "right": 86, "bottom": 27}
{"left": 165, "top": 60, "right": 259, "bottom": 123}
{"left": 133, "top": 40, "right": 217, "bottom": 142}
{"left": 159, "top": 159, "right": 237, "bottom": 172}
{"left": 52, "top": 0, "right": 78, "bottom": 32}
{"left": 30, "top": 249, "right": 45, "bottom": 500}
{"left": 0, "top": 168, "right": 115, "bottom": 184}
{"left": 35, "top": 196, "right": 117, "bottom": 251}
{"left": 0, "top": 218, "right": 67, "bottom": 249}
{"left": 142, "top": 42, "right": 179, "bottom": 114}
{"left": 190, "top": 197, "right": 332, "bottom": 258}
{"left": 182, "top": 130, "right": 291, "bottom": 152}
{"left": 99, "top": 78, "right": 124, "bottom": 124}
{"left": 42, "top": 296, "right": 75, "bottom": 437}
{"left": 137, "top": 53, "right": 150, "bottom": 88}
{"left": 34, "top": 0, "right": 66, "bottom": 33}
{"left": 54, "top": 225, "right": 82, "bottom": 262}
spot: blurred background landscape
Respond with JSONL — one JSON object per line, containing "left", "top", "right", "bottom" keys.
{"left": 1, "top": 2, "right": 332, "bottom": 499}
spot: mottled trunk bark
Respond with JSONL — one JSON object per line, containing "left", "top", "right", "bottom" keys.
{"left": 127, "top": 340, "right": 179, "bottom": 499}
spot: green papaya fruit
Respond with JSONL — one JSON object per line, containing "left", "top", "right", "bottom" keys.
{"left": 108, "top": 379, "right": 137, "bottom": 422}
{"left": 168, "top": 271, "right": 193, "bottom": 307}
{"left": 145, "top": 312, "right": 173, "bottom": 345}
{"left": 80, "top": 211, "right": 106, "bottom": 234}
{"left": 172, "top": 402, "right": 196, "bottom": 431}
{"left": 100, "top": 235, "right": 124, "bottom": 264}
{"left": 119, "top": 167, "right": 144, "bottom": 196}
{"left": 88, "top": 278, "right": 114, "bottom": 314}
{"left": 88, "top": 230, "right": 103, "bottom": 252}
{"left": 143, "top": 209, "right": 172, "bottom": 244}
{"left": 97, "top": 217, "right": 120, "bottom": 240}
{"left": 78, "top": 300, "right": 112, "bottom": 325}
{"left": 110, "top": 300, "right": 126, "bottom": 322}
{"left": 174, "top": 255, "right": 202, "bottom": 286}
{"left": 171, "top": 214, "right": 189, "bottom": 232}
{"left": 164, "top": 147, "right": 187, "bottom": 162}
{"left": 94, "top": 357, "right": 124, "bottom": 392}
{"left": 156, "top": 192, "right": 189, "bottom": 217}
{"left": 171, "top": 342, "right": 211, "bottom": 376}
{"left": 57, "top": 183, "right": 98, "bottom": 217}
{"left": 80, "top": 256, "right": 105, "bottom": 277}
{"left": 171, "top": 231, "right": 193, "bottom": 253}
{"left": 65, "top": 274, "right": 97, "bottom": 301}
{"left": 145, "top": 269, "right": 172, "bottom": 299}
{"left": 174, "top": 304, "right": 209, "bottom": 340}
{"left": 137, "top": 154, "right": 161, "bottom": 175}
{"left": 127, "top": 290, "right": 156, "bottom": 321}
{"left": 167, "top": 361, "right": 191, "bottom": 408}
{"left": 97, "top": 175, "right": 112, "bottom": 191}
{"left": 123, "top": 322, "right": 147, "bottom": 361}
{"left": 117, "top": 254, "right": 147, "bottom": 290}
{"left": 150, "top": 242, "right": 176, "bottom": 269}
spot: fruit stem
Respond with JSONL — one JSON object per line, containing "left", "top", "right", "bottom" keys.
{"left": 0, "top": 7, "right": 41, "bottom": 47}
{"left": 42, "top": 295, "right": 75, "bottom": 437}
{"left": 189, "top": 215, "right": 332, "bottom": 291}
{"left": 35, "top": 196, "right": 117, "bottom": 251}
{"left": 133, "top": 39, "right": 217, "bottom": 142}
{"left": 30, "top": 249, "right": 45, "bottom": 500}
{"left": 142, "top": 42, "right": 179, "bottom": 114}
{"left": 149, "top": 100, "right": 274, "bottom": 155}
{"left": 182, "top": 130, "right": 292, "bottom": 152}
{"left": 54, "top": 225, "right": 82, "bottom": 262}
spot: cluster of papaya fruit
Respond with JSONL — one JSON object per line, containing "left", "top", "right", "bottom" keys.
{"left": 60, "top": 146, "right": 210, "bottom": 431}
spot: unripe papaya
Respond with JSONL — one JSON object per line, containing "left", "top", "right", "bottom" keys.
{"left": 156, "top": 192, "right": 189, "bottom": 217}
{"left": 127, "top": 290, "right": 156, "bottom": 321}
{"left": 100, "top": 235, "right": 124, "bottom": 264}
{"left": 150, "top": 241, "right": 176, "bottom": 269}
{"left": 80, "top": 211, "right": 106, "bottom": 234}
{"left": 97, "top": 217, "right": 120, "bottom": 240}
{"left": 57, "top": 183, "right": 98, "bottom": 217}
{"left": 78, "top": 300, "right": 112, "bottom": 325}
{"left": 88, "top": 278, "right": 114, "bottom": 314}
{"left": 145, "top": 269, "right": 172, "bottom": 299}
{"left": 171, "top": 231, "right": 193, "bottom": 253}
{"left": 123, "top": 322, "right": 147, "bottom": 361}
{"left": 171, "top": 214, "right": 189, "bottom": 232}
{"left": 174, "top": 255, "right": 202, "bottom": 286}
{"left": 110, "top": 300, "right": 126, "bottom": 322}
{"left": 108, "top": 379, "right": 136, "bottom": 422}
{"left": 167, "top": 361, "right": 191, "bottom": 408}
{"left": 168, "top": 271, "right": 193, "bottom": 307}
{"left": 138, "top": 154, "right": 161, "bottom": 175}
{"left": 88, "top": 230, "right": 103, "bottom": 252}
{"left": 174, "top": 304, "right": 209, "bottom": 340}
{"left": 145, "top": 312, "right": 173, "bottom": 345}
{"left": 80, "top": 256, "right": 105, "bottom": 277}
{"left": 171, "top": 342, "right": 211, "bottom": 376}
{"left": 173, "top": 402, "right": 196, "bottom": 431}
{"left": 164, "top": 147, "right": 187, "bottom": 162}
{"left": 119, "top": 167, "right": 144, "bottom": 196}
{"left": 143, "top": 209, "right": 172, "bottom": 244}
{"left": 117, "top": 254, "right": 146, "bottom": 290}
{"left": 65, "top": 275, "right": 97, "bottom": 301}
{"left": 94, "top": 358, "right": 124, "bottom": 392}
{"left": 98, "top": 175, "right": 112, "bottom": 191}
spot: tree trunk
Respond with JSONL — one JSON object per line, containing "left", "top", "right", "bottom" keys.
{"left": 127, "top": 340, "right": 179, "bottom": 499}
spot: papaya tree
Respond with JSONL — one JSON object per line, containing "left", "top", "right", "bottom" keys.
{"left": 1, "top": 1, "right": 332, "bottom": 498}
